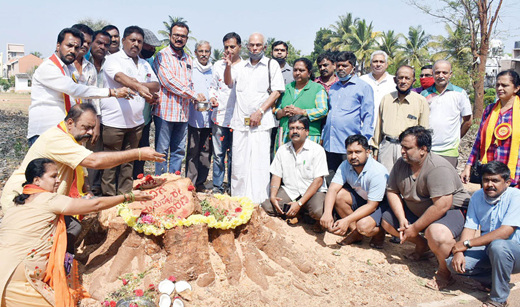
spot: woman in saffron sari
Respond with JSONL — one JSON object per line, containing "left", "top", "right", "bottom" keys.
{"left": 461, "top": 70, "right": 520, "bottom": 187}
{"left": 0, "top": 158, "right": 151, "bottom": 307}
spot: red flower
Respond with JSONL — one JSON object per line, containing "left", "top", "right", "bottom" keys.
{"left": 235, "top": 207, "right": 242, "bottom": 213}
{"left": 137, "top": 173, "right": 144, "bottom": 179}
{"left": 204, "top": 211, "right": 210, "bottom": 217}
{"left": 145, "top": 174, "right": 153, "bottom": 181}
{"left": 148, "top": 283, "right": 155, "bottom": 291}
{"left": 230, "top": 129, "right": 233, "bottom": 132}
{"left": 134, "top": 289, "right": 144, "bottom": 297}
{"left": 110, "top": 301, "right": 116, "bottom": 307}
{"left": 175, "top": 171, "right": 181, "bottom": 175}
{"left": 168, "top": 275, "right": 176, "bottom": 282}
{"left": 103, "top": 301, "right": 110, "bottom": 306}
{"left": 188, "top": 185, "right": 195, "bottom": 191}
{"left": 224, "top": 210, "right": 229, "bottom": 215}
{"left": 122, "top": 278, "right": 128, "bottom": 285}
{"left": 220, "top": 136, "right": 225, "bottom": 141}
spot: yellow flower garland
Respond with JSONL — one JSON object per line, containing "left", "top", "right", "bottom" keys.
{"left": 117, "top": 194, "right": 256, "bottom": 236}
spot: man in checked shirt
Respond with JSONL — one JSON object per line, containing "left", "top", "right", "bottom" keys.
{"left": 153, "top": 21, "right": 206, "bottom": 175}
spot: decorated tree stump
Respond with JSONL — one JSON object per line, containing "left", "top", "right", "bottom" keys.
{"left": 78, "top": 174, "right": 317, "bottom": 305}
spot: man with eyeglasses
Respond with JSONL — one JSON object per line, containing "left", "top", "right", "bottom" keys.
{"left": 372, "top": 65, "right": 429, "bottom": 172}
{"left": 153, "top": 21, "right": 207, "bottom": 175}
{"left": 225, "top": 32, "right": 285, "bottom": 204}
{"left": 412, "top": 65, "right": 434, "bottom": 93}
{"left": 261, "top": 115, "right": 328, "bottom": 230}
{"left": 420, "top": 60, "right": 472, "bottom": 168}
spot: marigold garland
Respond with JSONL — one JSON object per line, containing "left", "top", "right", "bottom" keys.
{"left": 117, "top": 194, "right": 256, "bottom": 236}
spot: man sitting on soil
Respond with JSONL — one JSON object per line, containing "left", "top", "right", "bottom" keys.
{"left": 447, "top": 161, "right": 520, "bottom": 307}
{"left": 261, "top": 115, "right": 328, "bottom": 231}
{"left": 381, "top": 126, "right": 470, "bottom": 291}
{"left": 320, "top": 134, "right": 389, "bottom": 248}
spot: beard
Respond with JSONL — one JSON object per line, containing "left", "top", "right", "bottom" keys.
{"left": 60, "top": 52, "right": 76, "bottom": 65}
{"left": 170, "top": 41, "right": 185, "bottom": 52}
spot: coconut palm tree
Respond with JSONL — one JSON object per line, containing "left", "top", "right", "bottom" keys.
{"left": 402, "top": 25, "right": 431, "bottom": 69}
{"left": 212, "top": 49, "right": 223, "bottom": 64}
{"left": 348, "top": 19, "right": 379, "bottom": 73}
{"left": 430, "top": 22, "right": 472, "bottom": 67}
{"left": 324, "top": 13, "right": 359, "bottom": 51}
{"left": 377, "top": 30, "right": 403, "bottom": 59}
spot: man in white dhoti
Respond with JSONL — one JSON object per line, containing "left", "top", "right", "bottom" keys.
{"left": 224, "top": 32, "right": 285, "bottom": 203}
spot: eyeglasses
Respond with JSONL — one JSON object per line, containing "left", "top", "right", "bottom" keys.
{"left": 172, "top": 34, "right": 189, "bottom": 40}
{"left": 289, "top": 126, "right": 305, "bottom": 131}
{"left": 419, "top": 74, "right": 433, "bottom": 78}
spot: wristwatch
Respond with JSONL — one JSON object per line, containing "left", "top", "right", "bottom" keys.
{"left": 259, "top": 108, "right": 265, "bottom": 115}
{"left": 297, "top": 201, "right": 302, "bottom": 207}
{"left": 463, "top": 239, "right": 472, "bottom": 249}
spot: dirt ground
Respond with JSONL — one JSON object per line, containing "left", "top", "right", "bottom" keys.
{"left": 0, "top": 92, "right": 518, "bottom": 307}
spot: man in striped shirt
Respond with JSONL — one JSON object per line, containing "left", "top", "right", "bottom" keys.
{"left": 153, "top": 21, "right": 206, "bottom": 175}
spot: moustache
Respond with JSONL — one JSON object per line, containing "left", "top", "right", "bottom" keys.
{"left": 320, "top": 70, "right": 328, "bottom": 74}
{"left": 485, "top": 187, "right": 497, "bottom": 192}
{"left": 75, "top": 134, "right": 92, "bottom": 142}
{"left": 291, "top": 133, "right": 300, "bottom": 138}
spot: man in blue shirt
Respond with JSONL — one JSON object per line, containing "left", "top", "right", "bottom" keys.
{"left": 447, "top": 161, "right": 520, "bottom": 307}
{"left": 321, "top": 52, "right": 374, "bottom": 183}
{"left": 320, "top": 134, "right": 388, "bottom": 248}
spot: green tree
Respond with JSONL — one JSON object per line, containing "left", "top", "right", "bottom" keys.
{"left": 402, "top": 25, "right": 431, "bottom": 69}
{"left": 431, "top": 22, "right": 472, "bottom": 67}
{"left": 348, "top": 19, "right": 378, "bottom": 73}
{"left": 309, "top": 28, "right": 333, "bottom": 65}
{"left": 30, "top": 51, "right": 42, "bottom": 58}
{"left": 408, "top": 0, "right": 505, "bottom": 120}
{"left": 0, "top": 78, "right": 11, "bottom": 91}
{"left": 324, "top": 13, "right": 359, "bottom": 51}
{"left": 377, "top": 30, "right": 403, "bottom": 59}
{"left": 76, "top": 18, "right": 110, "bottom": 31}
{"left": 212, "top": 48, "right": 223, "bottom": 64}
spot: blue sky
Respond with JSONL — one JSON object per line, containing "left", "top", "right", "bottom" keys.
{"left": 1, "top": 0, "right": 519, "bottom": 61}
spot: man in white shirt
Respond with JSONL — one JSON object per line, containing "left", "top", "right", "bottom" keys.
{"left": 209, "top": 32, "right": 242, "bottom": 194}
{"left": 262, "top": 115, "right": 328, "bottom": 228}
{"left": 27, "top": 27, "right": 131, "bottom": 146}
{"left": 225, "top": 32, "right": 285, "bottom": 203}
{"left": 100, "top": 26, "right": 160, "bottom": 196}
{"left": 420, "top": 60, "right": 472, "bottom": 168}
{"left": 186, "top": 40, "right": 213, "bottom": 192}
{"left": 360, "top": 50, "right": 396, "bottom": 129}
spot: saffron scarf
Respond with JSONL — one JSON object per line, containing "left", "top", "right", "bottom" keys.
{"left": 49, "top": 54, "right": 74, "bottom": 113}
{"left": 57, "top": 121, "right": 85, "bottom": 198}
{"left": 22, "top": 186, "right": 75, "bottom": 306}
{"left": 22, "top": 184, "right": 48, "bottom": 194}
{"left": 480, "top": 96, "right": 520, "bottom": 180}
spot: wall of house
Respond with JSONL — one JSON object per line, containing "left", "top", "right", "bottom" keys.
{"left": 15, "top": 75, "right": 31, "bottom": 92}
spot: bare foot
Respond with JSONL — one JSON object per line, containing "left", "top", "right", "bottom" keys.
{"left": 337, "top": 229, "right": 363, "bottom": 246}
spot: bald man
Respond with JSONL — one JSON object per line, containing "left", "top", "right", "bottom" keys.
{"left": 224, "top": 33, "right": 284, "bottom": 203}
{"left": 420, "top": 60, "right": 472, "bottom": 168}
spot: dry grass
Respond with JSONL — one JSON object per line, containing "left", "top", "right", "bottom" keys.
{"left": 0, "top": 92, "right": 31, "bottom": 114}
